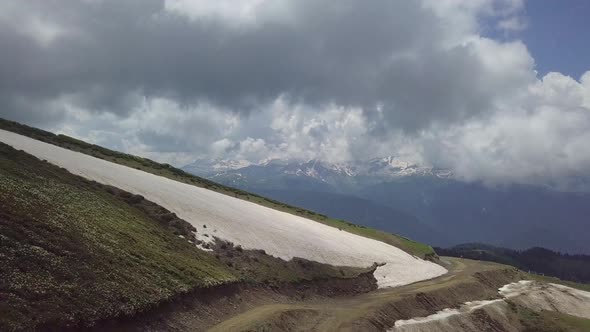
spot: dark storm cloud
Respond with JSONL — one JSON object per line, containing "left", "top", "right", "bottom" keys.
{"left": 0, "top": 0, "right": 528, "bottom": 131}
{"left": 4, "top": 0, "right": 590, "bottom": 188}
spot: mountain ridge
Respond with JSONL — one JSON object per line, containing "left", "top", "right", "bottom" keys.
{"left": 183, "top": 157, "right": 590, "bottom": 254}
{"left": 184, "top": 156, "right": 454, "bottom": 186}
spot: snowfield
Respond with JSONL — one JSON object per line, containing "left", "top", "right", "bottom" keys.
{"left": 0, "top": 130, "right": 446, "bottom": 288}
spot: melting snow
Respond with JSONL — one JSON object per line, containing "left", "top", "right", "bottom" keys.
{"left": 391, "top": 280, "right": 590, "bottom": 330}
{"left": 393, "top": 299, "right": 504, "bottom": 327}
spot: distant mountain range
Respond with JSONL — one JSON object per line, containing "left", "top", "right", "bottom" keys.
{"left": 183, "top": 157, "right": 590, "bottom": 254}
{"left": 184, "top": 156, "right": 453, "bottom": 189}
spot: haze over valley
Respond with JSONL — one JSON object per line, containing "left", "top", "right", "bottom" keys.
{"left": 184, "top": 156, "right": 590, "bottom": 254}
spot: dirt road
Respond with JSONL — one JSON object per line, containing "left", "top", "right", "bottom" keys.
{"left": 209, "top": 258, "right": 515, "bottom": 331}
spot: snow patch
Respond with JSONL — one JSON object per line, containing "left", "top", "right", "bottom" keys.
{"left": 392, "top": 280, "right": 541, "bottom": 328}
{"left": 390, "top": 280, "right": 590, "bottom": 330}
{"left": 498, "top": 280, "right": 533, "bottom": 298}
{"left": 394, "top": 299, "right": 504, "bottom": 327}
{"left": 0, "top": 129, "right": 447, "bottom": 288}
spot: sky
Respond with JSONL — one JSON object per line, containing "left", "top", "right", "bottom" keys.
{"left": 519, "top": 0, "right": 590, "bottom": 78}
{"left": 1, "top": 0, "right": 589, "bottom": 189}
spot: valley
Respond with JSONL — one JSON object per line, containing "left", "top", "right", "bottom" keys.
{"left": 184, "top": 157, "right": 590, "bottom": 254}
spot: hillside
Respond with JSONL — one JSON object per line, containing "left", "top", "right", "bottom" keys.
{"left": 0, "top": 143, "right": 234, "bottom": 330}
{"left": 0, "top": 128, "right": 446, "bottom": 288}
{"left": 0, "top": 120, "right": 450, "bottom": 330}
{"left": 0, "top": 142, "right": 393, "bottom": 331}
{"left": 435, "top": 243, "right": 590, "bottom": 284}
{"left": 0, "top": 118, "right": 434, "bottom": 259}
{"left": 205, "top": 259, "right": 590, "bottom": 332}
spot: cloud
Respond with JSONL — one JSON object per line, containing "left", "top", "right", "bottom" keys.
{"left": 1, "top": 0, "right": 590, "bottom": 189}
{"left": 164, "top": 0, "right": 268, "bottom": 22}
{"left": 421, "top": 71, "right": 590, "bottom": 188}
{"left": 497, "top": 16, "right": 528, "bottom": 32}
{"left": 1, "top": 0, "right": 530, "bottom": 128}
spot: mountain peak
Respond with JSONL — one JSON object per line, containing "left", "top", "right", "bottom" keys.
{"left": 183, "top": 156, "right": 452, "bottom": 181}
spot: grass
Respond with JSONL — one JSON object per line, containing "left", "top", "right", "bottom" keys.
{"left": 0, "top": 143, "right": 237, "bottom": 331}
{"left": 546, "top": 312, "right": 590, "bottom": 331}
{"left": 527, "top": 273, "right": 590, "bottom": 292}
{"left": 507, "top": 301, "right": 590, "bottom": 332}
{"left": 311, "top": 218, "right": 435, "bottom": 259}
{"left": 0, "top": 118, "right": 436, "bottom": 259}
{"left": 0, "top": 143, "right": 382, "bottom": 331}
{"left": 211, "top": 240, "right": 374, "bottom": 285}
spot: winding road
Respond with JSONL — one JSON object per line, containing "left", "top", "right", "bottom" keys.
{"left": 209, "top": 258, "right": 510, "bottom": 331}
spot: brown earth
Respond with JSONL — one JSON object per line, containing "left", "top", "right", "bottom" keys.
{"left": 82, "top": 258, "right": 520, "bottom": 332}
{"left": 82, "top": 267, "right": 377, "bottom": 332}
{"left": 209, "top": 258, "right": 521, "bottom": 332}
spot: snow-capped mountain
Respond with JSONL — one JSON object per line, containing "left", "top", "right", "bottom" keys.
{"left": 362, "top": 156, "right": 452, "bottom": 178}
{"left": 183, "top": 156, "right": 453, "bottom": 181}
{"left": 184, "top": 158, "right": 251, "bottom": 176}
{"left": 183, "top": 156, "right": 453, "bottom": 185}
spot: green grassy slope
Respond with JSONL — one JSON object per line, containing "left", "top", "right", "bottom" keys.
{"left": 0, "top": 118, "right": 435, "bottom": 259}
{"left": 527, "top": 274, "right": 590, "bottom": 292}
{"left": 0, "top": 143, "right": 377, "bottom": 331}
{"left": 509, "top": 302, "right": 590, "bottom": 332}
{"left": 0, "top": 143, "right": 237, "bottom": 331}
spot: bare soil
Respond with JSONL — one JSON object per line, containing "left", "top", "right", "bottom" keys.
{"left": 90, "top": 258, "right": 519, "bottom": 332}
{"left": 84, "top": 267, "right": 378, "bottom": 332}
